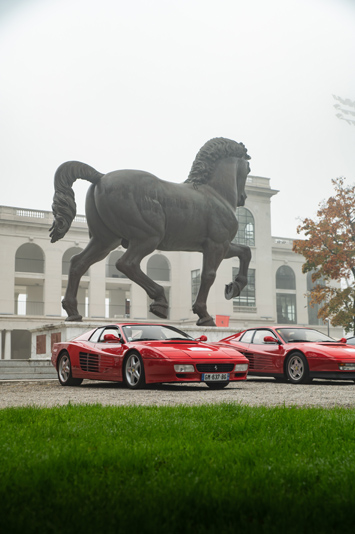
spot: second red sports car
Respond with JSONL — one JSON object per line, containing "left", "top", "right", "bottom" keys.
{"left": 220, "top": 326, "right": 355, "bottom": 384}
{"left": 51, "top": 322, "right": 249, "bottom": 389}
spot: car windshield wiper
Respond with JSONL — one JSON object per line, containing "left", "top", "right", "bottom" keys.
{"left": 288, "top": 339, "right": 311, "bottom": 343}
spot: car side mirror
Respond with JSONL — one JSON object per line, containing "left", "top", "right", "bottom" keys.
{"left": 264, "top": 336, "right": 280, "bottom": 344}
{"left": 339, "top": 338, "right": 347, "bottom": 343}
{"left": 195, "top": 335, "right": 207, "bottom": 342}
{"left": 104, "top": 333, "right": 123, "bottom": 343}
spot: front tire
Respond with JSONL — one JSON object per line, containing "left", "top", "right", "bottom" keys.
{"left": 57, "top": 351, "right": 83, "bottom": 387}
{"left": 123, "top": 352, "right": 146, "bottom": 389}
{"left": 205, "top": 381, "right": 229, "bottom": 389}
{"left": 285, "top": 352, "right": 310, "bottom": 384}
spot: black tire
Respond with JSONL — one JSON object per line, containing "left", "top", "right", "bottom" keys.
{"left": 123, "top": 352, "right": 146, "bottom": 389}
{"left": 285, "top": 352, "right": 310, "bottom": 384}
{"left": 57, "top": 351, "right": 83, "bottom": 387}
{"left": 205, "top": 381, "right": 229, "bottom": 389}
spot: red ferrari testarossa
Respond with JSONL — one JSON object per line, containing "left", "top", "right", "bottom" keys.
{"left": 220, "top": 326, "right": 355, "bottom": 384}
{"left": 51, "top": 322, "right": 248, "bottom": 389}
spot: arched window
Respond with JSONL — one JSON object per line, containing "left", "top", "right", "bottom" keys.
{"left": 147, "top": 255, "right": 170, "bottom": 281}
{"left": 106, "top": 250, "right": 127, "bottom": 278}
{"left": 105, "top": 288, "right": 130, "bottom": 318}
{"left": 233, "top": 268, "right": 256, "bottom": 308}
{"left": 15, "top": 243, "right": 44, "bottom": 273}
{"left": 276, "top": 294, "right": 297, "bottom": 324}
{"left": 276, "top": 266, "right": 296, "bottom": 290}
{"left": 276, "top": 265, "right": 297, "bottom": 324}
{"left": 233, "top": 207, "right": 255, "bottom": 246}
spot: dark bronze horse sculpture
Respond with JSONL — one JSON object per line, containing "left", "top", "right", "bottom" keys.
{"left": 50, "top": 137, "right": 251, "bottom": 326}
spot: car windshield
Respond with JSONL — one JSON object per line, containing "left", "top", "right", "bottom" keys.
{"left": 121, "top": 324, "right": 194, "bottom": 342}
{"left": 276, "top": 328, "right": 335, "bottom": 343}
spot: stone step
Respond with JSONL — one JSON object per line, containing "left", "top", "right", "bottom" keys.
{"left": 0, "top": 360, "right": 57, "bottom": 380}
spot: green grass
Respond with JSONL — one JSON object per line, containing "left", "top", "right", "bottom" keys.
{"left": 1, "top": 403, "right": 355, "bottom": 534}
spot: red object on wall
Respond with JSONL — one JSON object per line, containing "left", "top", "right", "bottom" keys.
{"left": 36, "top": 335, "right": 46, "bottom": 354}
{"left": 51, "top": 332, "right": 61, "bottom": 351}
{"left": 215, "top": 315, "right": 230, "bottom": 327}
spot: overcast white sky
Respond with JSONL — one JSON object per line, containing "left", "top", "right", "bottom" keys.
{"left": 1, "top": 0, "right": 354, "bottom": 238}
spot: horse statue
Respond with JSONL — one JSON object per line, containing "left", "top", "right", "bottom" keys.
{"left": 49, "top": 137, "right": 251, "bottom": 326}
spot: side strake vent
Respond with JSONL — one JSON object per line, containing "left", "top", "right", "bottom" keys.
{"left": 79, "top": 352, "right": 99, "bottom": 372}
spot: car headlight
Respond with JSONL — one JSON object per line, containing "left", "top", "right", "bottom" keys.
{"left": 234, "top": 363, "right": 248, "bottom": 372}
{"left": 339, "top": 363, "right": 355, "bottom": 371}
{"left": 174, "top": 364, "right": 194, "bottom": 373}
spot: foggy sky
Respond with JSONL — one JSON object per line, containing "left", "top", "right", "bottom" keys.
{"left": 1, "top": 0, "right": 354, "bottom": 238}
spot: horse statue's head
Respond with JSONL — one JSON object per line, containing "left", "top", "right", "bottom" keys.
{"left": 185, "top": 137, "right": 251, "bottom": 207}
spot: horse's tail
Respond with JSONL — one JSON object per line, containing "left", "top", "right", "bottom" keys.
{"left": 49, "top": 161, "right": 104, "bottom": 243}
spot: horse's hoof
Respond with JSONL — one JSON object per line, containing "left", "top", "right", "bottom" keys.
{"left": 150, "top": 303, "right": 168, "bottom": 319}
{"left": 196, "top": 316, "right": 216, "bottom": 327}
{"left": 225, "top": 283, "right": 234, "bottom": 300}
{"left": 225, "top": 281, "right": 241, "bottom": 300}
{"left": 65, "top": 315, "right": 83, "bottom": 322}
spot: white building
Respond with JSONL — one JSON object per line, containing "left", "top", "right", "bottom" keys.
{"left": 0, "top": 175, "right": 339, "bottom": 359}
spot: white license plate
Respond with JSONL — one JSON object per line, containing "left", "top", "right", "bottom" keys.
{"left": 201, "top": 373, "right": 229, "bottom": 382}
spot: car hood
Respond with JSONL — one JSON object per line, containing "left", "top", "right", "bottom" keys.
{"left": 136, "top": 340, "right": 241, "bottom": 359}
{"left": 311, "top": 342, "right": 355, "bottom": 356}
{"left": 286, "top": 341, "right": 355, "bottom": 358}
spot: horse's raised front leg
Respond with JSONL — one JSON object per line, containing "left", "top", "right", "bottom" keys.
{"left": 116, "top": 238, "right": 168, "bottom": 319}
{"left": 193, "top": 241, "right": 226, "bottom": 327}
{"left": 224, "top": 243, "right": 251, "bottom": 300}
{"left": 63, "top": 237, "right": 120, "bottom": 321}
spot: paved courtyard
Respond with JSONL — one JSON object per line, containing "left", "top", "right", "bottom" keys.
{"left": 1, "top": 377, "right": 355, "bottom": 409}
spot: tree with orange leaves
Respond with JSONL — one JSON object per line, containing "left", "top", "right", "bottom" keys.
{"left": 293, "top": 177, "right": 355, "bottom": 334}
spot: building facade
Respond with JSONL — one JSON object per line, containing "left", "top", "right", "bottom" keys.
{"left": 0, "top": 175, "right": 340, "bottom": 359}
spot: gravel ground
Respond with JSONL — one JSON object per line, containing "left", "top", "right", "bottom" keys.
{"left": 1, "top": 377, "right": 355, "bottom": 409}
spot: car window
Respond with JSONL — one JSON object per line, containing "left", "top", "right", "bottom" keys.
{"left": 239, "top": 330, "right": 255, "bottom": 343}
{"left": 97, "top": 327, "right": 120, "bottom": 342}
{"left": 160, "top": 326, "right": 192, "bottom": 340}
{"left": 123, "top": 325, "right": 158, "bottom": 341}
{"left": 122, "top": 324, "right": 192, "bottom": 341}
{"left": 252, "top": 329, "right": 278, "bottom": 345}
{"left": 89, "top": 327, "right": 105, "bottom": 342}
{"left": 277, "top": 328, "right": 334, "bottom": 343}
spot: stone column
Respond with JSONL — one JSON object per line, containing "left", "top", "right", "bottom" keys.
{"left": 77, "top": 286, "right": 87, "bottom": 318}
{"left": 4, "top": 330, "right": 12, "bottom": 360}
{"left": 0, "top": 255, "right": 15, "bottom": 315}
{"left": 130, "top": 283, "right": 148, "bottom": 319}
{"left": 44, "top": 247, "right": 63, "bottom": 316}
{"left": 89, "top": 260, "right": 106, "bottom": 318}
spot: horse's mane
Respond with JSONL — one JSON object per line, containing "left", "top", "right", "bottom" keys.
{"left": 185, "top": 137, "right": 251, "bottom": 186}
